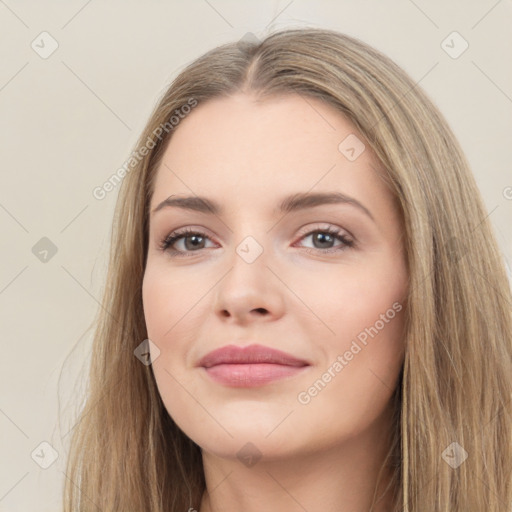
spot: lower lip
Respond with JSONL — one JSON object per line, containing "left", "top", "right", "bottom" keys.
{"left": 203, "top": 363, "right": 308, "bottom": 387}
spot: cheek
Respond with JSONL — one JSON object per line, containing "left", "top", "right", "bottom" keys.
{"left": 142, "top": 263, "right": 201, "bottom": 340}
{"left": 142, "top": 263, "right": 208, "bottom": 391}
{"left": 335, "top": 266, "right": 407, "bottom": 376}
{"left": 297, "top": 255, "right": 406, "bottom": 407}
{"left": 295, "top": 306, "right": 405, "bottom": 440}
{"left": 142, "top": 267, "right": 202, "bottom": 427}
{"left": 290, "top": 255, "right": 407, "bottom": 348}
{"left": 142, "top": 269, "right": 168, "bottom": 340}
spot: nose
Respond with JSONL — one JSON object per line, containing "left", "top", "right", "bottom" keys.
{"left": 213, "top": 241, "right": 286, "bottom": 325}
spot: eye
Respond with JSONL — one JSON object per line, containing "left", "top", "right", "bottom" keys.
{"left": 158, "top": 225, "right": 355, "bottom": 258}
{"left": 159, "top": 227, "right": 215, "bottom": 256}
{"left": 294, "top": 225, "right": 355, "bottom": 254}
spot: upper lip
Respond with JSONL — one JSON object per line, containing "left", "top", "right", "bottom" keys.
{"left": 198, "top": 344, "right": 310, "bottom": 368}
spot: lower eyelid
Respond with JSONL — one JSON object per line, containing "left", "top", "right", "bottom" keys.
{"left": 296, "top": 233, "right": 354, "bottom": 250}
{"left": 161, "top": 228, "right": 354, "bottom": 255}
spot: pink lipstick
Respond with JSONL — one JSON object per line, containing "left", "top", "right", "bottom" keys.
{"left": 198, "top": 344, "right": 310, "bottom": 388}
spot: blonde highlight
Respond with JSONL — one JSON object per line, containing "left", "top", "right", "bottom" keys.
{"left": 63, "top": 28, "right": 512, "bottom": 511}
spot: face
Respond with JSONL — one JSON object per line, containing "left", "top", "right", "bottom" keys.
{"left": 142, "top": 92, "right": 408, "bottom": 461}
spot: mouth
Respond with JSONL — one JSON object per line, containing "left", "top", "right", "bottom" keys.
{"left": 198, "top": 344, "right": 310, "bottom": 388}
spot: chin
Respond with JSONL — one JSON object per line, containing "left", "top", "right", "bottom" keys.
{"left": 174, "top": 412, "right": 301, "bottom": 458}
{"left": 196, "top": 432, "right": 303, "bottom": 465}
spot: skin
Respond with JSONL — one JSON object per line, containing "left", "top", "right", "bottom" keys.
{"left": 142, "top": 92, "right": 408, "bottom": 512}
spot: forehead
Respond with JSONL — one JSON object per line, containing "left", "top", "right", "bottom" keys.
{"left": 150, "top": 93, "right": 389, "bottom": 213}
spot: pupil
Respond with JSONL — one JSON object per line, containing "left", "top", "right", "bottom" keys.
{"left": 315, "top": 232, "right": 333, "bottom": 248}
{"left": 186, "top": 235, "right": 203, "bottom": 250}
{"left": 181, "top": 232, "right": 335, "bottom": 251}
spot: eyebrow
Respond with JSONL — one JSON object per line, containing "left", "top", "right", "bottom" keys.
{"left": 151, "top": 191, "right": 375, "bottom": 221}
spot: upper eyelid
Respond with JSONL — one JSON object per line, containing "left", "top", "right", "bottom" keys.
{"left": 162, "top": 223, "right": 353, "bottom": 246}
{"left": 164, "top": 223, "right": 349, "bottom": 236}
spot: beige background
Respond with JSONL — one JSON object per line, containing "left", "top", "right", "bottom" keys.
{"left": 1, "top": 1, "right": 511, "bottom": 510}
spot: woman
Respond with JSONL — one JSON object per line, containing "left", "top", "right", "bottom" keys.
{"left": 63, "top": 27, "right": 512, "bottom": 511}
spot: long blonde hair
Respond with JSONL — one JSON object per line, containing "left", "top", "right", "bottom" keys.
{"left": 63, "top": 27, "right": 512, "bottom": 511}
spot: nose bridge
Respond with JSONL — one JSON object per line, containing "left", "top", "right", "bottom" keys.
{"left": 235, "top": 232, "right": 267, "bottom": 266}
{"left": 212, "top": 226, "right": 284, "bottom": 321}
{"left": 225, "top": 231, "right": 270, "bottom": 290}
{"left": 224, "top": 211, "right": 274, "bottom": 267}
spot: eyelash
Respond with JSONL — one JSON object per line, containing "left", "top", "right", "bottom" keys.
{"left": 158, "top": 226, "right": 355, "bottom": 258}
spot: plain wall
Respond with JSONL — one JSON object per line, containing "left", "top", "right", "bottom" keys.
{"left": 0, "top": 1, "right": 511, "bottom": 510}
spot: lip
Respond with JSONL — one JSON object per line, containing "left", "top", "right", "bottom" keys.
{"left": 198, "top": 344, "right": 310, "bottom": 388}
{"left": 198, "top": 344, "right": 309, "bottom": 368}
